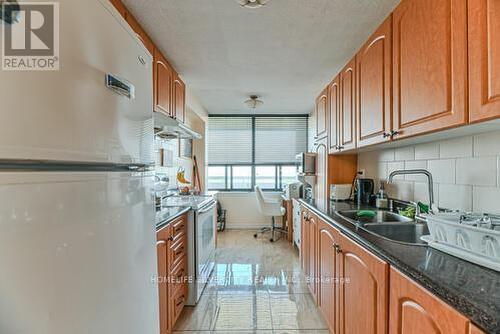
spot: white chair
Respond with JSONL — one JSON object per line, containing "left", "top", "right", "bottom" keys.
{"left": 253, "top": 186, "right": 287, "bottom": 242}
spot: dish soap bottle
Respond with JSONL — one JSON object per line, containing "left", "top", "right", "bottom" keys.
{"left": 376, "top": 181, "right": 389, "bottom": 209}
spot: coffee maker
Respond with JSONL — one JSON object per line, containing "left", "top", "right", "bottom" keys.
{"left": 355, "top": 178, "right": 375, "bottom": 205}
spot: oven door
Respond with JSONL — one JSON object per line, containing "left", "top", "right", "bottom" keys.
{"left": 195, "top": 201, "right": 216, "bottom": 285}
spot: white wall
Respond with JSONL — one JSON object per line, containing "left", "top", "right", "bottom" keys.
{"left": 216, "top": 192, "right": 285, "bottom": 229}
{"left": 358, "top": 130, "right": 500, "bottom": 214}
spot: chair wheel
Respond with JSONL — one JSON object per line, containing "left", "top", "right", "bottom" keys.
{"left": 254, "top": 234, "right": 258, "bottom": 238}
{"left": 270, "top": 238, "right": 274, "bottom": 242}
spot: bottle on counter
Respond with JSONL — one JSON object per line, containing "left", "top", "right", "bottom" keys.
{"left": 376, "top": 181, "right": 389, "bottom": 209}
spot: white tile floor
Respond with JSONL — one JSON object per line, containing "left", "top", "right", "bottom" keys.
{"left": 174, "top": 230, "right": 329, "bottom": 334}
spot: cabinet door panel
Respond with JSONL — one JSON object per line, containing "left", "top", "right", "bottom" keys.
{"left": 389, "top": 268, "right": 469, "bottom": 334}
{"left": 469, "top": 0, "right": 500, "bottom": 122}
{"left": 157, "top": 228, "right": 170, "bottom": 334}
{"left": 329, "top": 76, "right": 340, "bottom": 153}
{"left": 316, "top": 88, "right": 329, "bottom": 139}
{"left": 154, "top": 49, "right": 174, "bottom": 116}
{"left": 314, "top": 137, "right": 328, "bottom": 211}
{"left": 357, "top": 16, "right": 392, "bottom": 147}
{"left": 338, "top": 235, "right": 388, "bottom": 334}
{"left": 300, "top": 209, "right": 309, "bottom": 273}
{"left": 318, "top": 221, "right": 339, "bottom": 333}
{"left": 393, "top": 0, "right": 467, "bottom": 138}
{"left": 307, "top": 214, "right": 318, "bottom": 302}
{"left": 340, "top": 58, "right": 357, "bottom": 151}
{"left": 173, "top": 75, "right": 186, "bottom": 123}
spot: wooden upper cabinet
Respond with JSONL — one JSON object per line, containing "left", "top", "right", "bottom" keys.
{"left": 154, "top": 48, "right": 174, "bottom": 117}
{"left": 125, "top": 11, "right": 154, "bottom": 55}
{"left": 109, "top": 0, "right": 126, "bottom": 18}
{"left": 468, "top": 0, "right": 500, "bottom": 123}
{"left": 389, "top": 267, "right": 469, "bottom": 334}
{"left": 314, "top": 137, "right": 328, "bottom": 212}
{"left": 316, "top": 88, "right": 329, "bottom": 140}
{"left": 392, "top": 0, "right": 468, "bottom": 139}
{"left": 318, "top": 220, "right": 340, "bottom": 333}
{"left": 357, "top": 15, "right": 392, "bottom": 147}
{"left": 338, "top": 233, "right": 388, "bottom": 334}
{"left": 339, "top": 58, "right": 357, "bottom": 151}
{"left": 329, "top": 75, "right": 340, "bottom": 153}
{"left": 173, "top": 74, "right": 186, "bottom": 123}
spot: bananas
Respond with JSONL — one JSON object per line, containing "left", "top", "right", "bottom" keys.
{"left": 176, "top": 168, "right": 191, "bottom": 184}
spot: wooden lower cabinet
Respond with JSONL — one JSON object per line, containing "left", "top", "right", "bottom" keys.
{"left": 318, "top": 220, "right": 340, "bottom": 333}
{"left": 156, "top": 214, "right": 188, "bottom": 334}
{"left": 390, "top": 267, "right": 476, "bottom": 334}
{"left": 300, "top": 208, "right": 318, "bottom": 303}
{"left": 337, "top": 232, "right": 388, "bottom": 334}
{"left": 307, "top": 213, "right": 319, "bottom": 302}
{"left": 301, "top": 212, "right": 487, "bottom": 334}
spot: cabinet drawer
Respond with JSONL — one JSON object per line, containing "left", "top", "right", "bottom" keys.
{"left": 169, "top": 255, "right": 188, "bottom": 296}
{"left": 169, "top": 215, "right": 187, "bottom": 245}
{"left": 168, "top": 234, "right": 187, "bottom": 271}
{"left": 169, "top": 284, "right": 187, "bottom": 328}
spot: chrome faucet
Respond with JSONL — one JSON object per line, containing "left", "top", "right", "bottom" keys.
{"left": 388, "top": 169, "right": 434, "bottom": 213}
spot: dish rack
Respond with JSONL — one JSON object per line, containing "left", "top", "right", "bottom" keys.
{"left": 421, "top": 213, "right": 500, "bottom": 272}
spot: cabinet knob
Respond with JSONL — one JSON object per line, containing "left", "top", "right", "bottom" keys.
{"left": 382, "top": 132, "right": 391, "bottom": 138}
{"left": 334, "top": 244, "right": 342, "bottom": 254}
{"left": 168, "top": 236, "right": 174, "bottom": 241}
{"left": 337, "top": 146, "right": 344, "bottom": 151}
{"left": 391, "top": 130, "right": 401, "bottom": 137}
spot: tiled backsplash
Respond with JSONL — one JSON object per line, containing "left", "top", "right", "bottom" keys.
{"left": 358, "top": 130, "right": 500, "bottom": 214}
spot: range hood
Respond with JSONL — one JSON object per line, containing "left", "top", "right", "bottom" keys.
{"left": 154, "top": 112, "right": 202, "bottom": 140}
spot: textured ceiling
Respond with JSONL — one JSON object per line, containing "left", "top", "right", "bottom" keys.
{"left": 122, "top": 0, "right": 400, "bottom": 114}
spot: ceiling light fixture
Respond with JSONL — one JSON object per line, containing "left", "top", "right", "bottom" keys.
{"left": 236, "top": 0, "right": 270, "bottom": 9}
{"left": 244, "top": 95, "right": 264, "bottom": 109}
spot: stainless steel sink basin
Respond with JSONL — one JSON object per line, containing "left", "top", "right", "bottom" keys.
{"left": 338, "top": 210, "right": 414, "bottom": 224}
{"left": 337, "top": 210, "right": 429, "bottom": 245}
{"left": 362, "top": 223, "right": 429, "bottom": 245}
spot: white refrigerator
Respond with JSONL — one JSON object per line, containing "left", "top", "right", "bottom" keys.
{"left": 0, "top": 1, "right": 159, "bottom": 333}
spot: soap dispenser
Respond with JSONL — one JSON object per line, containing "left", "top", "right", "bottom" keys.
{"left": 376, "top": 181, "right": 389, "bottom": 209}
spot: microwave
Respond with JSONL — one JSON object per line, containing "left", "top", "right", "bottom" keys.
{"left": 296, "top": 153, "right": 317, "bottom": 175}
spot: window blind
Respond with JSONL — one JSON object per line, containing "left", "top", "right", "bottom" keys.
{"left": 255, "top": 117, "right": 308, "bottom": 164}
{"left": 208, "top": 116, "right": 308, "bottom": 166}
{"left": 208, "top": 117, "right": 253, "bottom": 164}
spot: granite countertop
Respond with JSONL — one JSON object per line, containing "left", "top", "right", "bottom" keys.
{"left": 155, "top": 206, "right": 190, "bottom": 231}
{"left": 299, "top": 199, "right": 500, "bottom": 334}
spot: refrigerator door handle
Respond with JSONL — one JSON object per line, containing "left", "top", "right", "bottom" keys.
{"left": 106, "top": 73, "right": 135, "bottom": 99}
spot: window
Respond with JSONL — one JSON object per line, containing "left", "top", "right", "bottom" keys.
{"left": 207, "top": 115, "right": 308, "bottom": 191}
{"left": 207, "top": 166, "right": 226, "bottom": 190}
{"left": 232, "top": 166, "right": 252, "bottom": 190}
{"left": 281, "top": 165, "right": 298, "bottom": 188}
{"left": 255, "top": 166, "right": 276, "bottom": 189}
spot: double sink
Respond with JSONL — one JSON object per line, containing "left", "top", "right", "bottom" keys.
{"left": 337, "top": 210, "right": 430, "bottom": 246}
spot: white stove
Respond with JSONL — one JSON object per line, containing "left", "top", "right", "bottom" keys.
{"left": 162, "top": 195, "right": 215, "bottom": 210}
{"left": 162, "top": 194, "right": 217, "bottom": 305}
